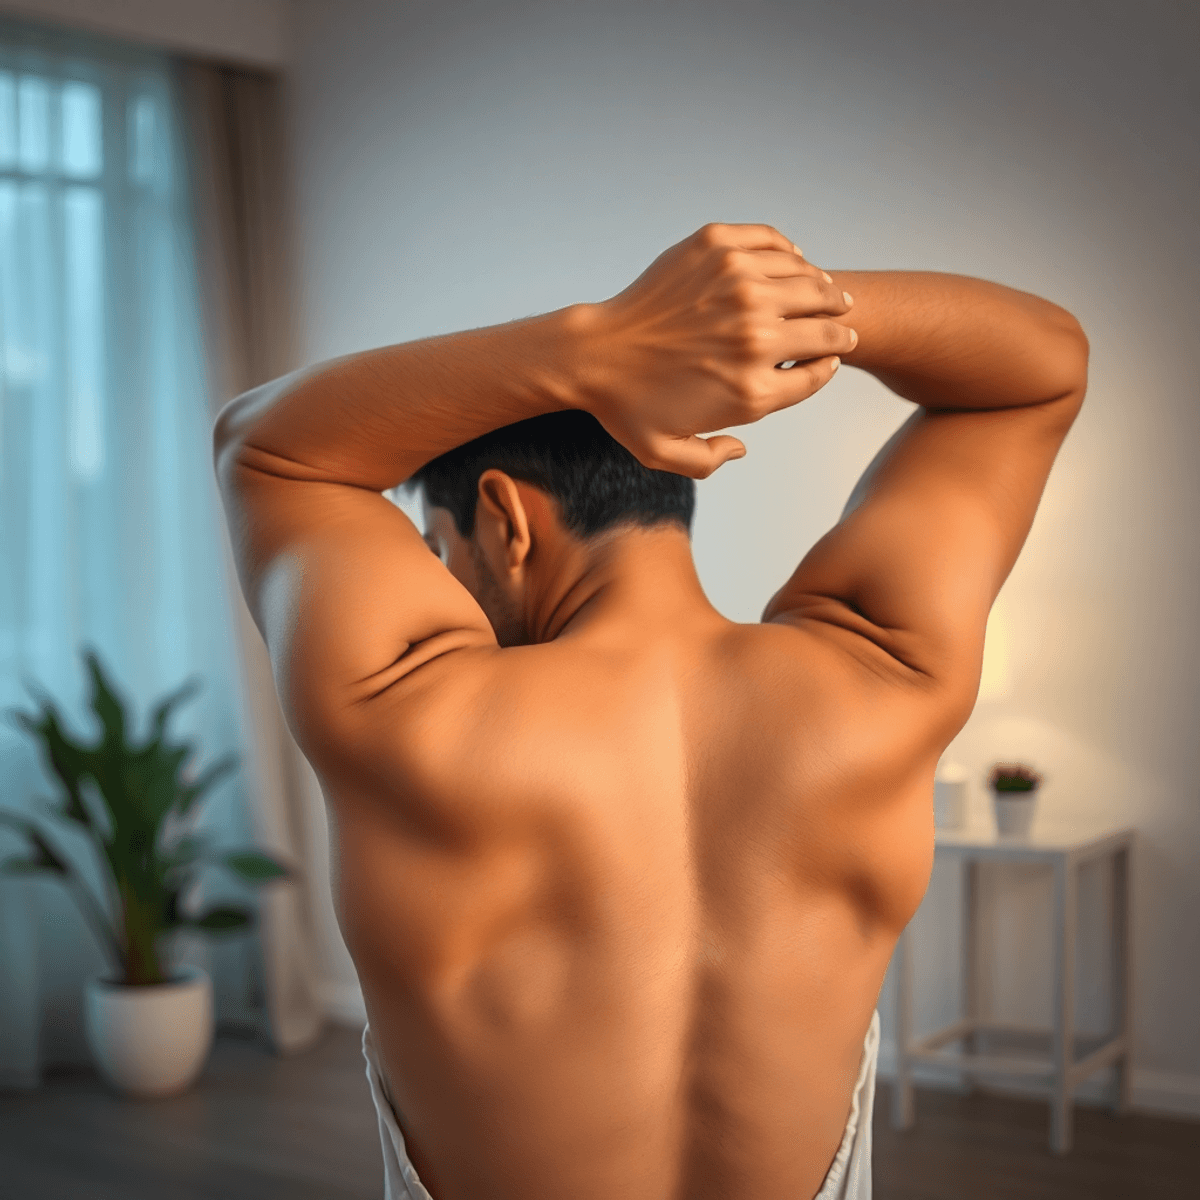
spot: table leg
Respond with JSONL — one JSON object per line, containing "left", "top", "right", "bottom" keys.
{"left": 891, "top": 925, "right": 915, "bottom": 1130}
{"left": 1051, "top": 859, "right": 1077, "bottom": 1153}
{"left": 962, "top": 858, "right": 980, "bottom": 1091}
{"left": 1111, "top": 845, "right": 1133, "bottom": 1113}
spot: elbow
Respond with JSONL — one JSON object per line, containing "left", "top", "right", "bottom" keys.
{"left": 1058, "top": 306, "right": 1090, "bottom": 368}
{"left": 1064, "top": 315, "right": 1090, "bottom": 382}
{"left": 211, "top": 371, "right": 305, "bottom": 473}
{"left": 211, "top": 376, "right": 284, "bottom": 471}
{"left": 1045, "top": 312, "right": 1090, "bottom": 408}
{"left": 1073, "top": 319, "right": 1091, "bottom": 361}
{"left": 212, "top": 398, "right": 246, "bottom": 483}
{"left": 212, "top": 401, "right": 235, "bottom": 466}
{"left": 212, "top": 387, "right": 270, "bottom": 483}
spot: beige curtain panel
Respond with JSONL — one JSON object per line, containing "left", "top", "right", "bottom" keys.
{"left": 178, "top": 60, "right": 327, "bottom": 1055}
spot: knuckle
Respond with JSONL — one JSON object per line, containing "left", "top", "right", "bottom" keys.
{"left": 764, "top": 224, "right": 789, "bottom": 250}
{"left": 729, "top": 312, "right": 758, "bottom": 340}
{"left": 733, "top": 374, "right": 770, "bottom": 416}
{"left": 806, "top": 276, "right": 830, "bottom": 303}
{"left": 749, "top": 379, "right": 776, "bottom": 415}
{"left": 744, "top": 323, "right": 774, "bottom": 356}
{"left": 729, "top": 316, "right": 764, "bottom": 359}
{"left": 821, "top": 319, "right": 846, "bottom": 347}
{"left": 728, "top": 277, "right": 758, "bottom": 308}
{"left": 716, "top": 246, "right": 745, "bottom": 275}
{"left": 805, "top": 361, "right": 828, "bottom": 390}
{"left": 696, "top": 222, "right": 726, "bottom": 248}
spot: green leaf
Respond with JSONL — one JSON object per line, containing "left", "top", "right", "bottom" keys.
{"left": 178, "top": 753, "right": 239, "bottom": 817}
{"left": 27, "top": 829, "right": 69, "bottom": 873}
{"left": 0, "top": 857, "right": 58, "bottom": 876}
{"left": 124, "top": 739, "right": 192, "bottom": 829}
{"left": 1, "top": 808, "right": 123, "bottom": 971}
{"left": 191, "top": 905, "right": 254, "bottom": 932}
{"left": 84, "top": 649, "right": 129, "bottom": 751}
{"left": 9, "top": 701, "right": 96, "bottom": 829}
{"left": 0, "top": 807, "right": 33, "bottom": 832}
{"left": 0, "top": 810, "right": 69, "bottom": 874}
{"left": 147, "top": 674, "right": 202, "bottom": 745}
{"left": 163, "top": 883, "right": 184, "bottom": 927}
{"left": 222, "top": 848, "right": 291, "bottom": 884}
{"left": 160, "top": 833, "right": 212, "bottom": 870}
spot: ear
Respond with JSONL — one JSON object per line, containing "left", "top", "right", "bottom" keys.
{"left": 475, "top": 470, "right": 533, "bottom": 574}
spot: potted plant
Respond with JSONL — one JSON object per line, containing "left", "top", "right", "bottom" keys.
{"left": 987, "top": 762, "right": 1043, "bottom": 839}
{"left": 0, "top": 648, "right": 292, "bottom": 1098}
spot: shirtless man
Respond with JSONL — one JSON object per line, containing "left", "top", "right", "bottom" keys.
{"left": 213, "top": 222, "right": 1088, "bottom": 1200}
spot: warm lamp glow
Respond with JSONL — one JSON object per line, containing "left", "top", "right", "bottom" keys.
{"left": 978, "top": 602, "right": 1010, "bottom": 701}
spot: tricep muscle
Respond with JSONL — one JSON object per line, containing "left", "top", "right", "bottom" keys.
{"left": 763, "top": 389, "right": 1084, "bottom": 692}
{"left": 217, "top": 445, "right": 495, "bottom": 768}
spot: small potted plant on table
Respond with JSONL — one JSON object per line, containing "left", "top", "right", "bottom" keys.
{"left": 0, "top": 649, "right": 292, "bottom": 1098}
{"left": 987, "top": 762, "right": 1043, "bottom": 839}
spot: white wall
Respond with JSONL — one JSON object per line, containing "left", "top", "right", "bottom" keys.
{"left": 0, "top": 0, "right": 292, "bottom": 66}
{"left": 287, "top": 0, "right": 1200, "bottom": 1115}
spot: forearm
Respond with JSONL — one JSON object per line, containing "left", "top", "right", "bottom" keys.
{"left": 212, "top": 306, "right": 589, "bottom": 489}
{"left": 826, "top": 270, "right": 1089, "bottom": 409}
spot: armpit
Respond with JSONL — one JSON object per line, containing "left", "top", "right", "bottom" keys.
{"left": 348, "top": 629, "right": 497, "bottom": 705}
{"left": 765, "top": 593, "right": 937, "bottom": 685}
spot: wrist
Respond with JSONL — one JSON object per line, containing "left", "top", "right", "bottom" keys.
{"left": 551, "top": 301, "right": 609, "bottom": 415}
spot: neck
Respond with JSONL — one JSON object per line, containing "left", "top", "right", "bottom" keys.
{"left": 531, "top": 525, "right": 721, "bottom": 644}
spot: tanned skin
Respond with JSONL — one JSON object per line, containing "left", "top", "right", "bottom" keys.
{"left": 213, "top": 224, "right": 1088, "bottom": 1200}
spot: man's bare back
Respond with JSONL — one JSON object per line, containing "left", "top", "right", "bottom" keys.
{"left": 214, "top": 224, "right": 1088, "bottom": 1199}
{"left": 335, "top": 548, "right": 931, "bottom": 1198}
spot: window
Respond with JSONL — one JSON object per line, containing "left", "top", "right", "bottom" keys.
{"left": 0, "top": 27, "right": 235, "bottom": 699}
{"left": 0, "top": 22, "right": 257, "bottom": 1055}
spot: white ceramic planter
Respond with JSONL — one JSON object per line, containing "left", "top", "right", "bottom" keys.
{"left": 84, "top": 965, "right": 214, "bottom": 1098}
{"left": 934, "top": 763, "right": 969, "bottom": 829}
{"left": 991, "top": 790, "right": 1038, "bottom": 839}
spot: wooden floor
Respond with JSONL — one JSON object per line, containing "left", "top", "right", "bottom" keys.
{"left": 872, "top": 1082, "right": 1198, "bottom": 1200}
{"left": 2, "top": 1024, "right": 1196, "bottom": 1200}
{"left": 1, "top": 1025, "right": 383, "bottom": 1200}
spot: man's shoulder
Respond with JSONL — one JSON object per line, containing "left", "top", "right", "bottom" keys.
{"left": 705, "top": 618, "right": 962, "bottom": 785}
{"left": 309, "top": 640, "right": 626, "bottom": 809}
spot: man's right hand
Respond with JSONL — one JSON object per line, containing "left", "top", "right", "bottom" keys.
{"left": 573, "top": 222, "right": 857, "bottom": 479}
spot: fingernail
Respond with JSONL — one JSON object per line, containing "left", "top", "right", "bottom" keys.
{"left": 849, "top": 328, "right": 858, "bottom": 346}
{"left": 830, "top": 357, "right": 840, "bottom": 372}
{"left": 822, "top": 271, "right": 833, "bottom": 284}
{"left": 843, "top": 291, "right": 854, "bottom": 305}
{"left": 793, "top": 244, "right": 805, "bottom": 257}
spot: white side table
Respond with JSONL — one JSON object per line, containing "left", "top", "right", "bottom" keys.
{"left": 890, "top": 821, "right": 1134, "bottom": 1153}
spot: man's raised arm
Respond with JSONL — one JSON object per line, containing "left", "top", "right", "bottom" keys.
{"left": 763, "top": 269, "right": 1089, "bottom": 714}
{"left": 212, "top": 311, "right": 582, "bottom": 497}
{"left": 828, "top": 269, "right": 1086, "bottom": 416}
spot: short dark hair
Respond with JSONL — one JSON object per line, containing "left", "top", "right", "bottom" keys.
{"left": 405, "top": 410, "right": 695, "bottom": 540}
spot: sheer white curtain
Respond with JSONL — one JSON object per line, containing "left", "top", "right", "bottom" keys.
{"left": 0, "top": 20, "right": 263, "bottom": 1082}
{"left": 179, "top": 59, "right": 329, "bottom": 1054}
